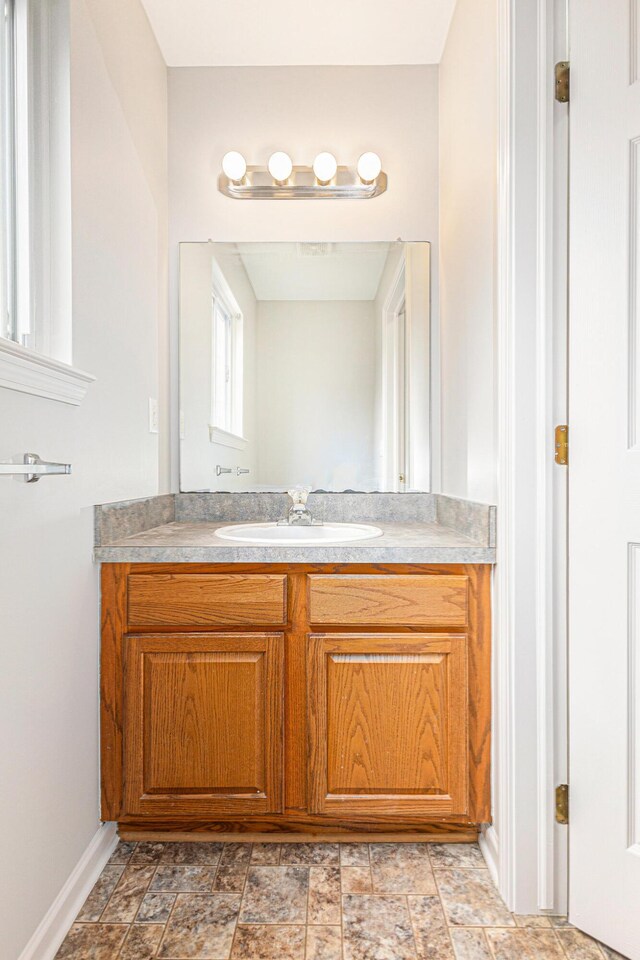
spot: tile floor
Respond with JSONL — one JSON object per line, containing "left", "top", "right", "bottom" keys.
{"left": 55, "top": 841, "right": 628, "bottom": 960}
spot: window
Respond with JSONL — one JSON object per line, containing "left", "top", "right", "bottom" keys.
{"left": 209, "top": 262, "right": 244, "bottom": 448}
{"left": 1, "top": 0, "right": 16, "bottom": 343}
{"left": 0, "top": 0, "right": 93, "bottom": 404}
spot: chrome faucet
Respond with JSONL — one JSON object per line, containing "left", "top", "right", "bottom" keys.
{"left": 278, "top": 486, "right": 322, "bottom": 527}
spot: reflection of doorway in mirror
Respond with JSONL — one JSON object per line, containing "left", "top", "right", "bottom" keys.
{"left": 397, "top": 300, "right": 409, "bottom": 490}
{"left": 379, "top": 243, "right": 431, "bottom": 493}
{"left": 382, "top": 256, "right": 409, "bottom": 492}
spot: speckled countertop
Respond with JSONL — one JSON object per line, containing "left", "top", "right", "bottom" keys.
{"left": 94, "top": 519, "right": 494, "bottom": 564}
{"left": 94, "top": 493, "right": 496, "bottom": 564}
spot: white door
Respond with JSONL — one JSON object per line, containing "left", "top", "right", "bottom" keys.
{"left": 569, "top": 1, "right": 640, "bottom": 955}
{"left": 381, "top": 265, "right": 407, "bottom": 491}
{"left": 396, "top": 301, "right": 409, "bottom": 488}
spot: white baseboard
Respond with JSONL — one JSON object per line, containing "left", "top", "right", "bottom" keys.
{"left": 18, "top": 822, "right": 118, "bottom": 960}
{"left": 479, "top": 823, "right": 500, "bottom": 888}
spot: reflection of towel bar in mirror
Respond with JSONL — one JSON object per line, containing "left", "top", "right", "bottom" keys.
{"left": 0, "top": 453, "right": 71, "bottom": 483}
{"left": 216, "top": 466, "right": 250, "bottom": 476}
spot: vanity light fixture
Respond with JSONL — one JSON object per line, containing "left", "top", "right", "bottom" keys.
{"left": 221, "top": 151, "right": 247, "bottom": 184}
{"left": 218, "top": 151, "right": 386, "bottom": 200}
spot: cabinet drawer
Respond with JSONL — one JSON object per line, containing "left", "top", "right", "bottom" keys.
{"left": 127, "top": 574, "right": 287, "bottom": 626}
{"left": 308, "top": 574, "right": 468, "bottom": 627}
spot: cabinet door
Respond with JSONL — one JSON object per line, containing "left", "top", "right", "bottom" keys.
{"left": 123, "top": 633, "right": 284, "bottom": 817}
{"left": 308, "top": 633, "right": 468, "bottom": 818}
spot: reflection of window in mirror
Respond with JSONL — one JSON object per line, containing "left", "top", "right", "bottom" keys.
{"left": 209, "top": 261, "right": 244, "bottom": 446}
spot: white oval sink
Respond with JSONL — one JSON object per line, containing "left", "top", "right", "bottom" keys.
{"left": 215, "top": 521, "right": 383, "bottom": 545}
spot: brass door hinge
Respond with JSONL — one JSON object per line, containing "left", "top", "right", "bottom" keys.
{"left": 555, "top": 425, "right": 568, "bottom": 465}
{"left": 555, "top": 61, "right": 570, "bottom": 102}
{"left": 556, "top": 784, "right": 569, "bottom": 824}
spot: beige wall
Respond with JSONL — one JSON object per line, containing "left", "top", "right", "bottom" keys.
{"left": 168, "top": 65, "right": 440, "bottom": 489}
{"left": 0, "top": 1, "right": 168, "bottom": 955}
{"left": 439, "top": 0, "right": 498, "bottom": 502}
{"left": 255, "top": 300, "right": 377, "bottom": 490}
{"left": 82, "top": 0, "right": 171, "bottom": 490}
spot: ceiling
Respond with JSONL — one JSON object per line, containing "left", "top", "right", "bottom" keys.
{"left": 233, "top": 242, "right": 392, "bottom": 301}
{"left": 140, "top": 0, "right": 457, "bottom": 67}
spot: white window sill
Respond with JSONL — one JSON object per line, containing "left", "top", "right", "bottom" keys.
{"left": 0, "top": 339, "right": 96, "bottom": 405}
{"left": 209, "top": 425, "right": 248, "bottom": 450}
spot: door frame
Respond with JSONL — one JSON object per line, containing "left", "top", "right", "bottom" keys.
{"left": 486, "top": 0, "right": 569, "bottom": 916}
{"left": 381, "top": 251, "right": 408, "bottom": 491}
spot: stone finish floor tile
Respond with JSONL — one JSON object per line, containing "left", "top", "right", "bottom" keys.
{"left": 120, "top": 923, "right": 165, "bottom": 960}
{"left": 342, "top": 893, "right": 418, "bottom": 960}
{"left": 556, "top": 929, "right": 607, "bottom": 960}
{"left": 132, "top": 842, "right": 167, "bottom": 864}
{"left": 599, "top": 946, "right": 632, "bottom": 960}
{"left": 56, "top": 839, "right": 627, "bottom": 960}
{"left": 369, "top": 843, "right": 437, "bottom": 895}
{"left": 160, "top": 843, "right": 223, "bottom": 865}
{"left": 213, "top": 865, "right": 248, "bottom": 892}
{"left": 408, "top": 894, "right": 454, "bottom": 960}
{"left": 76, "top": 864, "right": 124, "bottom": 922}
{"left": 436, "top": 868, "right": 515, "bottom": 927}
{"left": 339, "top": 843, "right": 370, "bottom": 866}
{"left": 306, "top": 924, "right": 342, "bottom": 960}
{"left": 250, "top": 844, "right": 281, "bottom": 865}
{"left": 108, "top": 841, "right": 137, "bottom": 865}
{"left": 220, "top": 843, "right": 252, "bottom": 865}
{"left": 239, "top": 866, "right": 309, "bottom": 924}
{"left": 231, "top": 924, "right": 306, "bottom": 959}
{"left": 158, "top": 893, "right": 241, "bottom": 959}
{"left": 279, "top": 843, "right": 340, "bottom": 865}
{"left": 136, "top": 891, "right": 177, "bottom": 924}
{"left": 515, "top": 915, "right": 553, "bottom": 927}
{"left": 307, "top": 865, "right": 341, "bottom": 925}
{"left": 449, "top": 928, "right": 492, "bottom": 960}
{"left": 485, "top": 929, "right": 565, "bottom": 960}
{"left": 429, "top": 843, "right": 486, "bottom": 869}
{"left": 101, "top": 864, "right": 156, "bottom": 923}
{"left": 341, "top": 866, "right": 372, "bottom": 893}
{"left": 54, "top": 922, "right": 128, "bottom": 959}
{"left": 150, "top": 866, "right": 217, "bottom": 893}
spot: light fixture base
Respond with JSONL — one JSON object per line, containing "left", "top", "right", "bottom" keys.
{"left": 218, "top": 165, "right": 387, "bottom": 200}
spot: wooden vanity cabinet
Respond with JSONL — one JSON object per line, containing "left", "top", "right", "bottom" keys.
{"left": 101, "top": 563, "right": 491, "bottom": 839}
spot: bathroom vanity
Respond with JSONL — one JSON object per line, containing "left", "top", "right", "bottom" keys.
{"left": 97, "top": 242, "right": 495, "bottom": 841}
{"left": 97, "top": 493, "right": 494, "bottom": 842}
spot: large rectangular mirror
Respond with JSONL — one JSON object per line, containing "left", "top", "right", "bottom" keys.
{"left": 179, "top": 241, "right": 431, "bottom": 492}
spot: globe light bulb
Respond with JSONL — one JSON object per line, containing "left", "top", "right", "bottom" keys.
{"left": 221, "top": 151, "right": 247, "bottom": 184}
{"left": 357, "top": 152, "right": 382, "bottom": 184}
{"left": 313, "top": 152, "right": 337, "bottom": 185}
{"left": 268, "top": 151, "right": 293, "bottom": 184}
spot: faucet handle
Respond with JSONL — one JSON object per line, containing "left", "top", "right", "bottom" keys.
{"left": 287, "top": 485, "right": 312, "bottom": 505}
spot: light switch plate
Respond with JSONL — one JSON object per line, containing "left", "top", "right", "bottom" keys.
{"left": 148, "top": 398, "right": 159, "bottom": 434}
